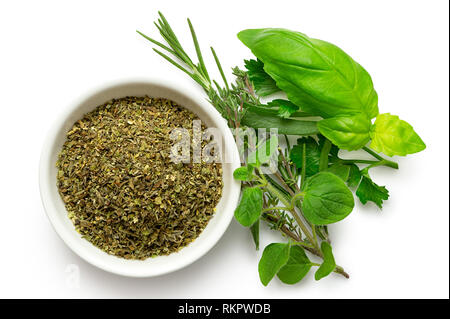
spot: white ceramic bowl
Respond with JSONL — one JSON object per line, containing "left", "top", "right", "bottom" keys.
{"left": 39, "top": 79, "right": 241, "bottom": 277}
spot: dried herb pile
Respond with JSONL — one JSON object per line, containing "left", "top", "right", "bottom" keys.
{"left": 57, "top": 96, "right": 223, "bottom": 259}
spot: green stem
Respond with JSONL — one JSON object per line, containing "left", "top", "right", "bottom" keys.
{"left": 290, "top": 192, "right": 305, "bottom": 207}
{"left": 340, "top": 159, "right": 378, "bottom": 165}
{"left": 334, "top": 266, "right": 350, "bottom": 279}
{"left": 300, "top": 143, "right": 307, "bottom": 190}
{"left": 292, "top": 241, "right": 315, "bottom": 249}
{"left": 310, "top": 264, "right": 349, "bottom": 278}
{"left": 363, "top": 146, "right": 398, "bottom": 169}
{"left": 312, "top": 225, "right": 318, "bottom": 244}
{"left": 319, "top": 139, "right": 332, "bottom": 171}
{"left": 264, "top": 213, "right": 349, "bottom": 279}
{"left": 262, "top": 206, "right": 289, "bottom": 213}
{"left": 265, "top": 182, "right": 315, "bottom": 245}
{"left": 363, "top": 146, "right": 383, "bottom": 160}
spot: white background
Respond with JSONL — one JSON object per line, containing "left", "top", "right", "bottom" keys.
{"left": 0, "top": 0, "right": 448, "bottom": 299}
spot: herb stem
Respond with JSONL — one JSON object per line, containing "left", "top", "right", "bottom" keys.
{"left": 292, "top": 241, "right": 315, "bottom": 249}
{"left": 334, "top": 266, "right": 350, "bottom": 279}
{"left": 363, "top": 146, "right": 398, "bottom": 169}
{"left": 312, "top": 225, "right": 318, "bottom": 244}
{"left": 340, "top": 159, "right": 378, "bottom": 165}
{"left": 319, "top": 139, "right": 332, "bottom": 171}
{"left": 264, "top": 181, "right": 315, "bottom": 245}
{"left": 262, "top": 206, "right": 290, "bottom": 213}
{"left": 263, "top": 214, "right": 348, "bottom": 279}
{"left": 274, "top": 171, "right": 295, "bottom": 196}
{"left": 279, "top": 149, "right": 300, "bottom": 192}
{"left": 290, "top": 192, "right": 305, "bottom": 207}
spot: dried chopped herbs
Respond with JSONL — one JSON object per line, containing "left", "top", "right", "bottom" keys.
{"left": 56, "top": 96, "right": 223, "bottom": 260}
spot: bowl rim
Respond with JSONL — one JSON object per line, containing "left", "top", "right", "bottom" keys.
{"left": 39, "top": 77, "right": 241, "bottom": 277}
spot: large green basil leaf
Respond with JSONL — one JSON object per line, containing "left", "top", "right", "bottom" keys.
{"left": 238, "top": 28, "right": 379, "bottom": 119}
{"left": 317, "top": 114, "right": 372, "bottom": 151}
{"left": 302, "top": 172, "right": 354, "bottom": 225}
{"left": 369, "top": 113, "right": 426, "bottom": 156}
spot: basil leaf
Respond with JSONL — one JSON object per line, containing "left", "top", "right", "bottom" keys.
{"left": 277, "top": 246, "right": 312, "bottom": 284}
{"left": 250, "top": 220, "right": 260, "bottom": 250}
{"left": 233, "top": 166, "right": 253, "bottom": 181}
{"left": 327, "top": 163, "right": 351, "bottom": 181}
{"left": 290, "top": 137, "right": 321, "bottom": 177}
{"left": 238, "top": 28, "right": 379, "bottom": 119}
{"left": 370, "top": 113, "right": 426, "bottom": 156}
{"left": 234, "top": 187, "right": 263, "bottom": 227}
{"left": 315, "top": 242, "right": 336, "bottom": 280}
{"left": 244, "top": 59, "right": 280, "bottom": 96}
{"left": 267, "top": 99, "right": 299, "bottom": 118}
{"left": 347, "top": 164, "right": 362, "bottom": 188}
{"left": 317, "top": 114, "right": 372, "bottom": 151}
{"left": 241, "top": 110, "right": 319, "bottom": 136}
{"left": 302, "top": 172, "right": 354, "bottom": 225}
{"left": 258, "top": 243, "right": 290, "bottom": 286}
{"left": 356, "top": 173, "right": 389, "bottom": 208}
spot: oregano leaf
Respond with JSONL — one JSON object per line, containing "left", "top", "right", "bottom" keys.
{"left": 250, "top": 220, "right": 260, "bottom": 250}
{"left": 233, "top": 166, "right": 253, "bottom": 181}
{"left": 258, "top": 243, "right": 290, "bottom": 286}
{"left": 302, "top": 172, "right": 354, "bottom": 225}
{"left": 234, "top": 187, "right": 263, "bottom": 227}
{"left": 277, "top": 246, "right": 312, "bottom": 284}
{"left": 315, "top": 241, "right": 336, "bottom": 280}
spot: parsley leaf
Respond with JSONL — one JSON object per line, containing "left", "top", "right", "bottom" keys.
{"left": 244, "top": 59, "right": 280, "bottom": 96}
{"left": 290, "top": 137, "right": 321, "bottom": 177}
{"left": 356, "top": 173, "right": 389, "bottom": 208}
{"left": 267, "top": 99, "right": 299, "bottom": 118}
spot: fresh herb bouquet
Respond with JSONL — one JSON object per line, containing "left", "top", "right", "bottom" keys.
{"left": 138, "top": 12, "right": 426, "bottom": 285}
